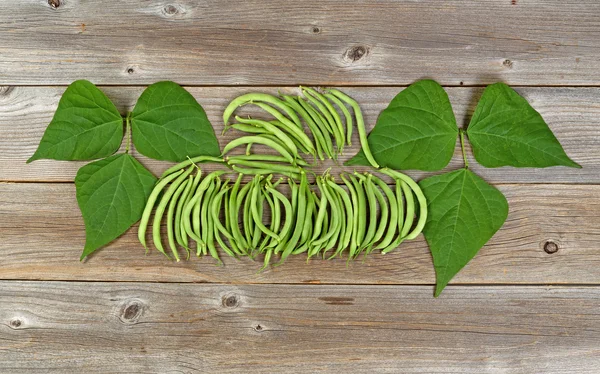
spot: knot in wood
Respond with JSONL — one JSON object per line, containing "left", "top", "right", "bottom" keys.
{"left": 0, "top": 86, "right": 13, "bottom": 96}
{"left": 503, "top": 59, "right": 513, "bottom": 69}
{"left": 164, "top": 4, "right": 178, "bottom": 15}
{"left": 9, "top": 318, "right": 22, "bottom": 329}
{"left": 119, "top": 299, "right": 145, "bottom": 324}
{"left": 48, "top": 0, "right": 60, "bottom": 9}
{"left": 127, "top": 67, "right": 135, "bottom": 75}
{"left": 543, "top": 240, "right": 559, "bottom": 254}
{"left": 311, "top": 26, "right": 321, "bottom": 34}
{"left": 345, "top": 45, "right": 368, "bottom": 62}
{"left": 254, "top": 324, "right": 263, "bottom": 332}
{"left": 222, "top": 294, "right": 239, "bottom": 308}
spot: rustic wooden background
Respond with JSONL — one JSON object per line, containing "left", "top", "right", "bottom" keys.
{"left": 1, "top": 1, "right": 599, "bottom": 373}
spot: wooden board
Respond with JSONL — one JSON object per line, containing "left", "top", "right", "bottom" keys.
{"left": 2, "top": 182, "right": 598, "bottom": 284}
{"left": 0, "top": 1, "right": 599, "bottom": 86}
{"left": 1, "top": 86, "right": 596, "bottom": 183}
{"left": 1, "top": 282, "right": 599, "bottom": 373}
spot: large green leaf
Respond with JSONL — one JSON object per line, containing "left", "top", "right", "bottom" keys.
{"left": 346, "top": 80, "right": 458, "bottom": 171}
{"left": 130, "top": 81, "right": 220, "bottom": 162}
{"left": 419, "top": 169, "right": 508, "bottom": 297}
{"left": 467, "top": 83, "right": 580, "bottom": 168}
{"left": 75, "top": 153, "right": 157, "bottom": 260}
{"left": 27, "top": 80, "right": 123, "bottom": 163}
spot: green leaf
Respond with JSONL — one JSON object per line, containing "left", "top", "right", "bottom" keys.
{"left": 75, "top": 153, "right": 157, "bottom": 260}
{"left": 467, "top": 83, "right": 580, "bottom": 168}
{"left": 419, "top": 169, "right": 508, "bottom": 297}
{"left": 27, "top": 80, "right": 123, "bottom": 163}
{"left": 346, "top": 80, "right": 458, "bottom": 171}
{"left": 130, "top": 81, "right": 220, "bottom": 162}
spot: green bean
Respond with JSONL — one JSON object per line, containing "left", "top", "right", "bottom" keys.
{"left": 299, "top": 189, "right": 315, "bottom": 247}
{"left": 229, "top": 123, "right": 270, "bottom": 134}
{"left": 399, "top": 181, "right": 414, "bottom": 239}
{"left": 327, "top": 88, "right": 379, "bottom": 168}
{"left": 320, "top": 179, "right": 343, "bottom": 258}
{"left": 240, "top": 178, "right": 255, "bottom": 252}
{"left": 178, "top": 169, "right": 203, "bottom": 255}
{"left": 227, "top": 154, "right": 309, "bottom": 167}
{"left": 310, "top": 180, "right": 329, "bottom": 244}
{"left": 245, "top": 143, "right": 252, "bottom": 155}
{"left": 297, "top": 97, "right": 335, "bottom": 159}
{"left": 198, "top": 177, "right": 217, "bottom": 256}
{"left": 211, "top": 184, "right": 238, "bottom": 258}
{"left": 324, "top": 93, "right": 353, "bottom": 146}
{"left": 380, "top": 180, "right": 406, "bottom": 254}
{"left": 229, "top": 174, "right": 248, "bottom": 253}
{"left": 302, "top": 87, "right": 345, "bottom": 153}
{"left": 252, "top": 102, "right": 314, "bottom": 154}
{"left": 227, "top": 158, "right": 302, "bottom": 175}
{"left": 269, "top": 120, "right": 311, "bottom": 156}
{"left": 281, "top": 95, "right": 327, "bottom": 161}
{"left": 327, "top": 179, "right": 354, "bottom": 256}
{"left": 340, "top": 174, "right": 359, "bottom": 260}
{"left": 222, "top": 136, "right": 295, "bottom": 164}
{"left": 367, "top": 180, "right": 389, "bottom": 253}
{"left": 222, "top": 92, "right": 302, "bottom": 129}
{"left": 250, "top": 177, "right": 280, "bottom": 241}
{"left": 138, "top": 169, "right": 184, "bottom": 252}
{"left": 379, "top": 168, "right": 427, "bottom": 240}
{"left": 236, "top": 116, "right": 298, "bottom": 156}
{"left": 152, "top": 166, "right": 194, "bottom": 258}
{"left": 348, "top": 174, "right": 366, "bottom": 249}
{"left": 160, "top": 156, "right": 224, "bottom": 179}
{"left": 301, "top": 90, "right": 344, "bottom": 153}
{"left": 205, "top": 177, "right": 222, "bottom": 263}
{"left": 278, "top": 172, "right": 307, "bottom": 263}
{"left": 267, "top": 185, "right": 293, "bottom": 254}
{"left": 231, "top": 165, "right": 301, "bottom": 180}
{"left": 311, "top": 178, "right": 340, "bottom": 247}
{"left": 371, "top": 174, "right": 399, "bottom": 251}
{"left": 355, "top": 173, "right": 378, "bottom": 252}
{"left": 166, "top": 176, "right": 192, "bottom": 261}
{"left": 264, "top": 182, "right": 281, "bottom": 249}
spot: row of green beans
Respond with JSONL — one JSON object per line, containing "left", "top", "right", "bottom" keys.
{"left": 221, "top": 87, "right": 379, "bottom": 168}
{"left": 138, "top": 160, "right": 427, "bottom": 268}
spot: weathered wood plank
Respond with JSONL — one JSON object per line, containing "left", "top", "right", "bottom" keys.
{"left": 1, "top": 86, "right": 595, "bottom": 183}
{"left": 0, "top": 0, "right": 598, "bottom": 86}
{"left": 1, "top": 182, "right": 598, "bottom": 284}
{"left": 1, "top": 282, "right": 599, "bottom": 373}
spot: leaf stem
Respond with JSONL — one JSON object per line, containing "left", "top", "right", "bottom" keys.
{"left": 459, "top": 128, "right": 469, "bottom": 169}
{"left": 125, "top": 112, "right": 132, "bottom": 154}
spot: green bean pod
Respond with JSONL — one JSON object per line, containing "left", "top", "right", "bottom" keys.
{"left": 160, "top": 156, "right": 224, "bottom": 179}
{"left": 222, "top": 92, "right": 302, "bottom": 129}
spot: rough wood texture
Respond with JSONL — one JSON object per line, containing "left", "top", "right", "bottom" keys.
{"left": 0, "top": 1, "right": 598, "bottom": 86}
{"left": 1, "top": 182, "right": 598, "bottom": 284}
{"left": 1, "top": 282, "right": 599, "bottom": 373}
{"left": 1, "top": 86, "right": 595, "bottom": 183}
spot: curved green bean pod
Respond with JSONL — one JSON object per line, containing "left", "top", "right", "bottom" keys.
{"left": 379, "top": 168, "right": 427, "bottom": 240}
{"left": 178, "top": 169, "right": 203, "bottom": 255}
{"left": 355, "top": 173, "right": 377, "bottom": 252}
{"left": 252, "top": 102, "right": 314, "bottom": 154}
{"left": 227, "top": 154, "right": 308, "bottom": 167}
{"left": 340, "top": 174, "right": 359, "bottom": 260}
{"left": 198, "top": 177, "right": 217, "bottom": 256}
{"left": 327, "top": 88, "right": 379, "bottom": 168}
{"left": 266, "top": 185, "right": 294, "bottom": 253}
{"left": 302, "top": 87, "right": 345, "bottom": 152}
{"left": 229, "top": 174, "right": 248, "bottom": 253}
{"left": 380, "top": 180, "right": 406, "bottom": 254}
{"left": 399, "top": 181, "right": 414, "bottom": 239}
{"left": 222, "top": 92, "right": 302, "bottom": 129}
{"left": 322, "top": 180, "right": 344, "bottom": 258}
{"left": 231, "top": 165, "right": 301, "bottom": 180}
{"left": 327, "top": 179, "right": 354, "bottom": 256}
{"left": 205, "top": 177, "right": 222, "bottom": 263}
{"left": 211, "top": 184, "right": 238, "bottom": 257}
{"left": 230, "top": 123, "right": 270, "bottom": 134}
{"left": 297, "top": 97, "right": 335, "bottom": 159}
{"left": 311, "top": 178, "right": 340, "bottom": 247}
{"left": 310, "top": 181, "right": 329, "bottom": 244}
{"left": 269, "top": 120, "right": 311, "bottom": 156}
{"left": 371, "top": 175, "right": 399, "bottom": 251}
{"left": 324, "top": 93, "right": 353, "bottom": 146}
{"left": 138, "top": 169, "right": 184, "bottom": 252}
{"left": 160, "top": 156, "right": 224, "bottom": 179}
{"left": 250, "top": 177, "right": 280, "bottom": 241}
{"left": 278, "top": 172, "right": 307, "bottom": 263}
{"left": 227, "top": 159, "right": 302, "bottom": 175}
{"left": 222, "top": 136, "right": 295, "bottom": 164}
{"left": 299, "top": 190, "right": 315, "bottom": 247}
{"left": 236, "top": 116, "right": 298, "bottom": 156}
{"left": 348, "top": 173, "right": 366, "bottom": 248}
{"left": 367, "top": 181, "right": 389, "bottom": 253}
{"left": 166, "top": 176, "right": 192, "bottom": 261}
{"left": 281, "top": 95, "right": 327, "bottom": 161}
{"left": 301, "top": 91, "right": 344, "bottom": 153}
{"left": 239, "top": 178, "right": 255, "bottom": 252}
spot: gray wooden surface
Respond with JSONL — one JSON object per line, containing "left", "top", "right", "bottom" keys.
{"left": 1, "top": 1, "right": 599, "bottom": 373}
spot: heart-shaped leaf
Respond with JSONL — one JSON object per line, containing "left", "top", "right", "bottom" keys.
{"left": 75, "top": 153, "right": 157, "bottom": 260}
{"left": 27, "top": 80, "right": 123, "bottom": 163}
{"left": 346, "top": 80, "right": 458, "bottom": 171}
{"left": 467, "top": 83, "right": 580, "bottom": 168}
{"left": 130, "top": 81, "right": 220, "bottom": 162}
{"left": 419, "top": 169, "right": 508, "bottom": 297}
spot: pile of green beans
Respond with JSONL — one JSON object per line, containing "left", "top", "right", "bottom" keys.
{"left": 138, "top": 155, "right": 427, "bottom": 268}
{"left": 221, "top": 87, "right": 379, "bottom": 169}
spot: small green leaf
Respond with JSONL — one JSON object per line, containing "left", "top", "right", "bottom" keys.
{"left": 27, "top": 80, "right": 123, "bottom": 163}
{"left": 75, "top": 153, "right": 157, "bottom": 259}
{"left": 419, "top": 169, "right": 508, "bottom": 297}
{"left": 346, "top": 80, "right": 458, "bottom": 171}
{"left": 131, "top": 81, "right": 220, "bottom": 162}
{"left": 467, "top": 83, "right": 580, "bottom": 168}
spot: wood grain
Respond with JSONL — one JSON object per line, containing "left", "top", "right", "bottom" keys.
{"left": 1, "top": 86, "right": 595, "bottom": 183}
{"left": 1, "top": 182, "right": 598, "bottom": 284}
{"left": 0, "top": 1, "right": 598, "bottom": 86}
{"left": 1, "top": 282, "right": 599, "bottom": 373}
